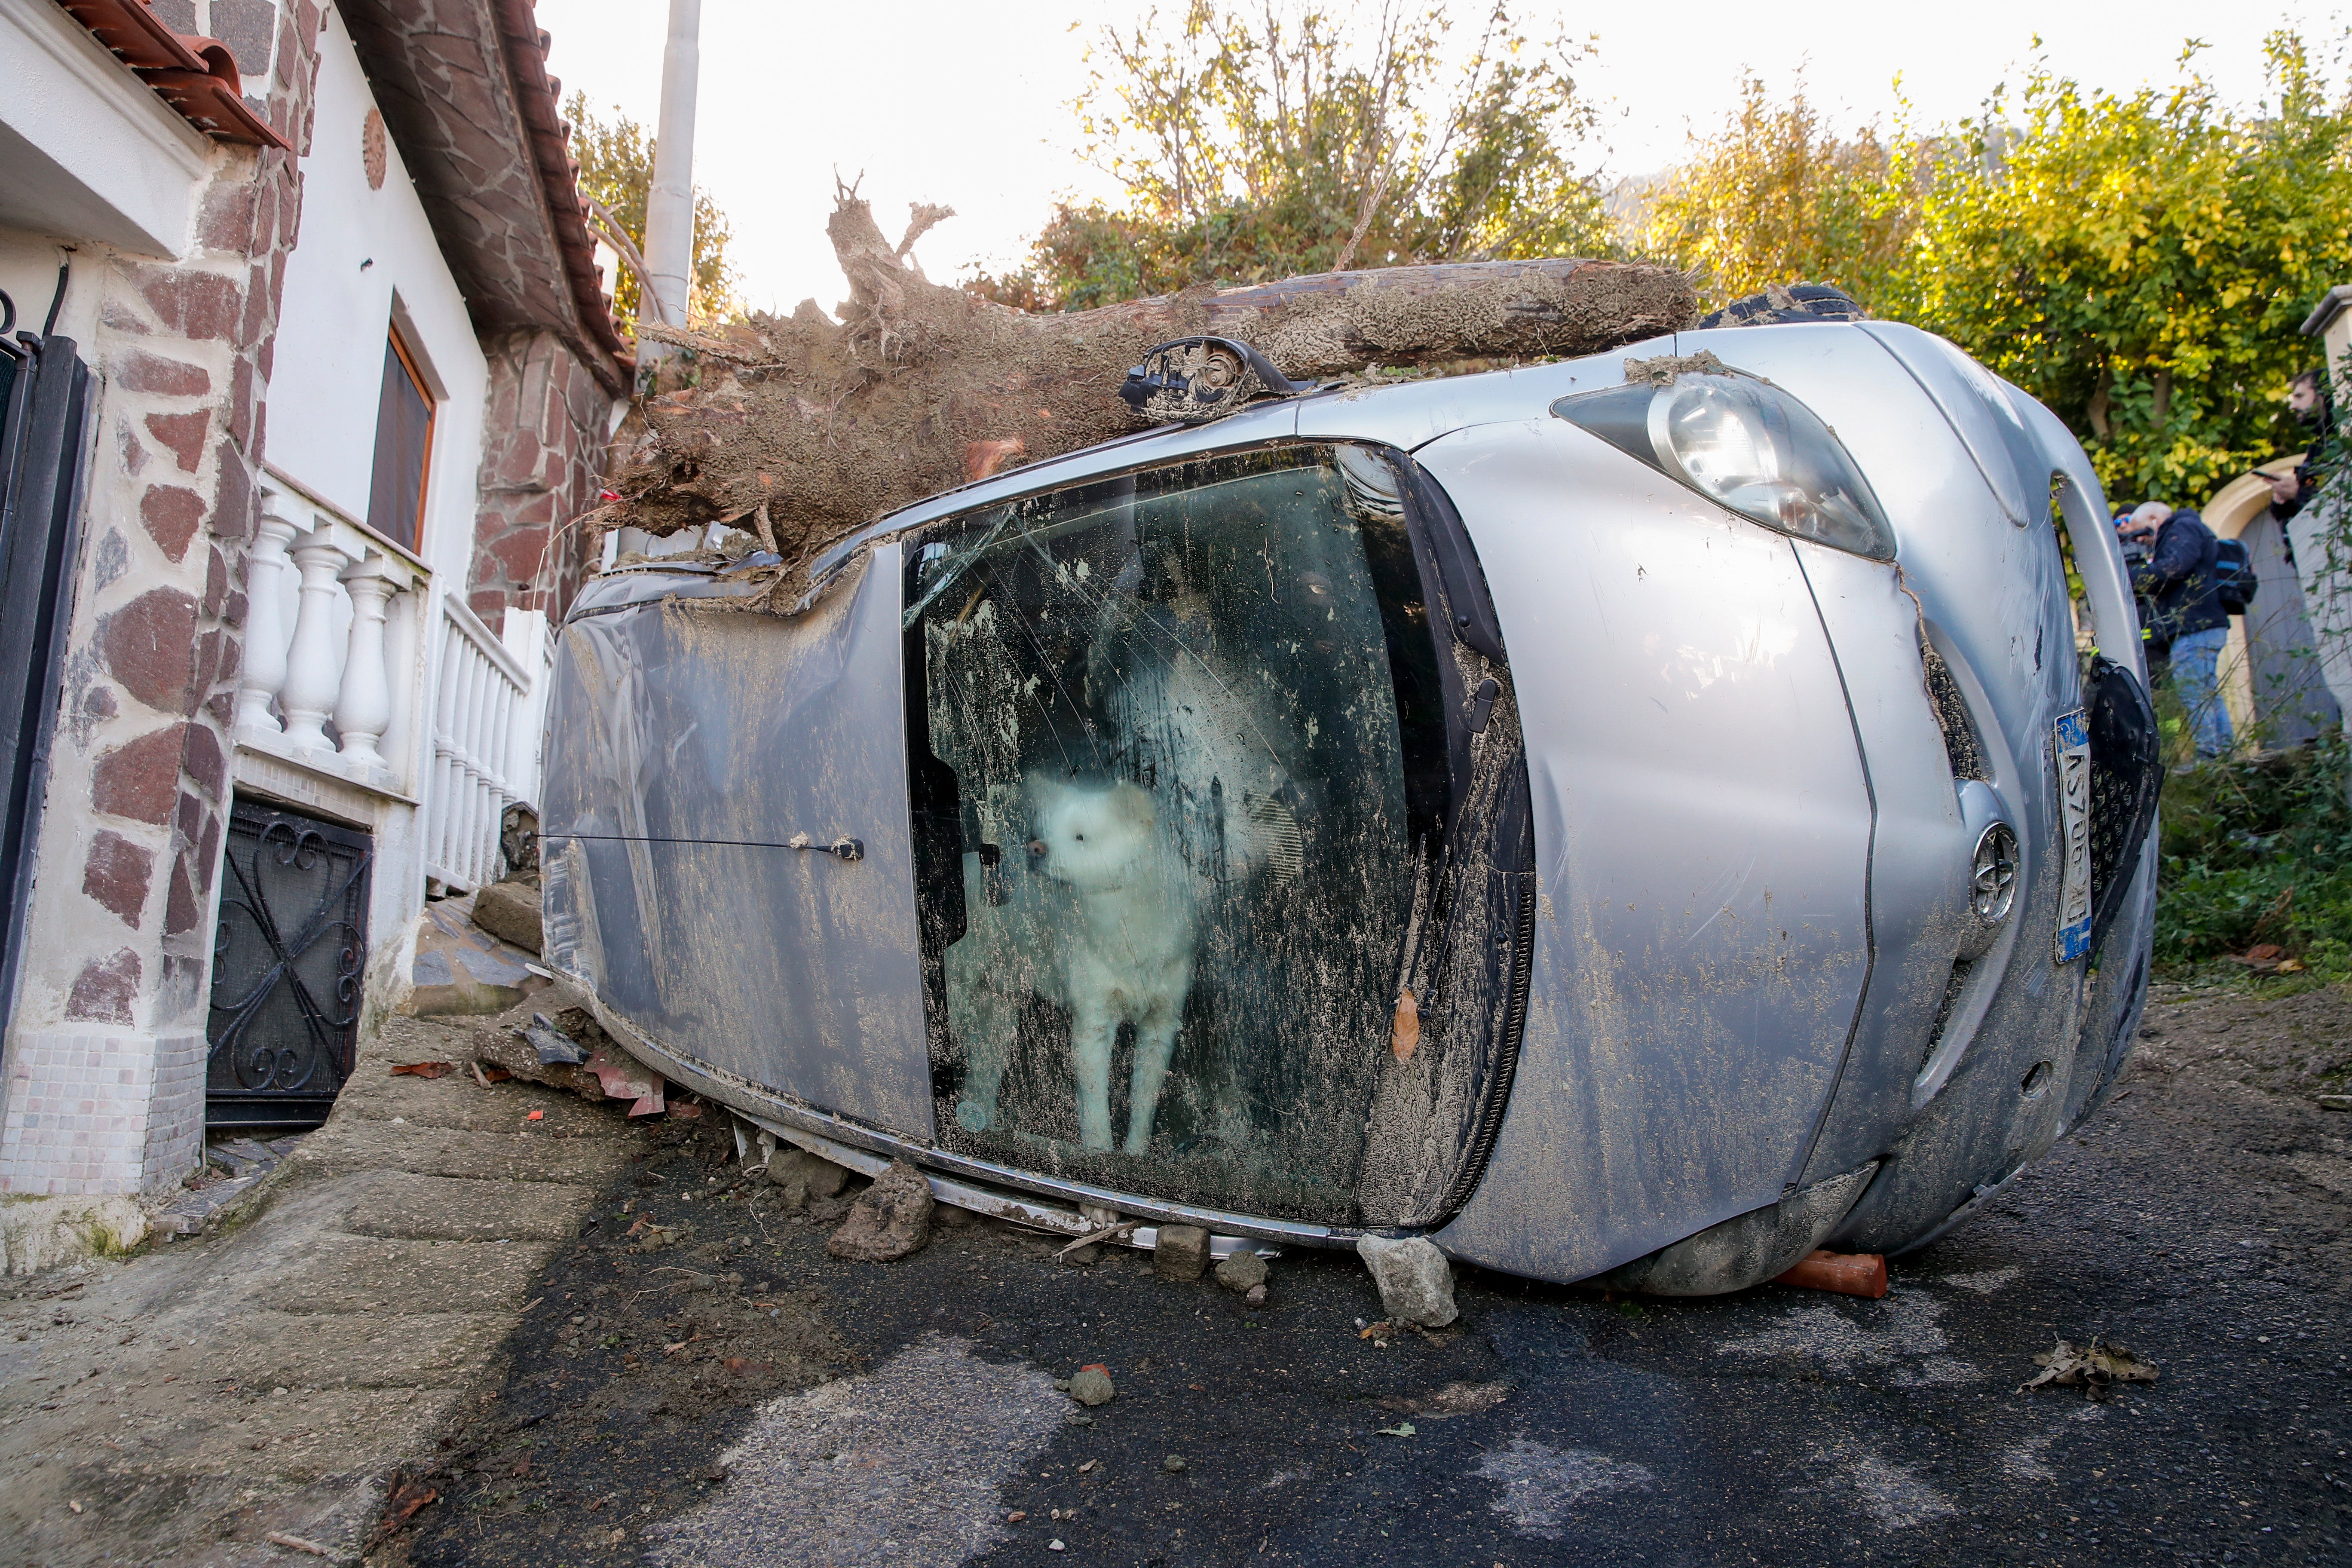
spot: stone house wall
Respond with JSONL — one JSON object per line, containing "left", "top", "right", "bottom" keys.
{"left": 0, "top": 0, "right": 325, "bottom": 1196}
{"left": 467, "top": 328, "right": 613, "bottom": 635}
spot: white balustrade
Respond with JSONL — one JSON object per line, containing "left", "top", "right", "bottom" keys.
{"left": 236, "top": 479, "right": 432, "bottom": 792}
{"left": 236, "top": 477, "right": 542, "bottom": 894}
{"left": 425, "top": 597, "right": 531, "bottom": 891}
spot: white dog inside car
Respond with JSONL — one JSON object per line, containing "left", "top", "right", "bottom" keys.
{"left": 1026, "top": 774, "right": 1199, "bottom": 1153}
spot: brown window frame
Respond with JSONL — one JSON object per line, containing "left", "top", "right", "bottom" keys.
{"left": 366, "top": 323, "right": 435, "bottom": 551}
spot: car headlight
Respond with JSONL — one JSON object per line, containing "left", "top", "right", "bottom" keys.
{"left": 1553, "top": 371, "right": 1896, "bottom": 560}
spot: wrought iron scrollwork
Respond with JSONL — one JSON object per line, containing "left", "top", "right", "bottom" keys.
{"left": 205, "top": 799, "right": 372, "bottom": 1128}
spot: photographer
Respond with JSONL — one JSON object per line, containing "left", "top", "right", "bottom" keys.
{"left": 2120, "top": 501, "right": 2233, "bottom": 759}
{"left": 2267, "top": 368, "right": 2334, "bottom": 526}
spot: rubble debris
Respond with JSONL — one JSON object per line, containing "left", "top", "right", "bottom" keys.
{"left": 1215, "top": 1250, "right": 1269, "bottom": 1294}
{"left": 1623, "top": 348, "right": 1732, "bottom": 387}
{"left": 1376, "top": 1421, "right": 1418, "bottom": 1437}
{"left": 1153, "top": 1225, "right": 1210, "bottom": 1282}
{"left": 599, "top": 185, "right": 1695, "bottom": 590}
{"left": 1378, "top": 1380, "right": 1512, "bottom": 1419}
{"left": 520, "top": 1013, "right": 588, "bottom": 1066}
{"left": 2318, "top": 1093, "right": 2349, "bottom": 1112}
{"left": 2021, "top": 1337, "right": 2159, "bottom": 1399}
{"left": 826, "top": 1160, "right": 933, "bottom": 1262}
{"left": 389, "top": 1061, "right": 456, "bottom": 1078}
{"left": 1069, "top": 1366, "right": 1116, "bottom": 1406}
{"left": 470, "top": 804, "right": 544, "bottom": 952}
{"left": 471, "top": 879, "right": 542, "bottom": 955}
{"left": 767, "top": 1148, "right": 852, "bottom": 1208}
{"left": 264, "top": 1531, "right": 334, "bottom": 1558}
{"left": 1162, "top": 1455, "right": 1187, "bottom": 1473}
{"left": 1356, "top": 1235, "right": 1459, "bottom": 1328}
{"left": 1774, "top": 1250, "right": 1890, "bottom": 1299}
{"left": 1057, "top": 1220, "right": 1138, "bottom": 1264}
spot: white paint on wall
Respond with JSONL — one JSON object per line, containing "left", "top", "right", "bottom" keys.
{"left": 267, "top": 5, "right": 485, "bottom": 591}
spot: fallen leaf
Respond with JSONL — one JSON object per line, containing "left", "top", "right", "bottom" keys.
{"left": 2278, "top": 958, "right": 2306, "bottom": 973}
{"left": 1078, "top": 1459, "right": 1097, "bottom": 1473}
{"left": 382, "top": 1473, "right": 439, "bottom": 1528}
{"left": 2021, "top": 1337, "right": 2159, "bottom": 1399}
{"left": 1008, "top": 1511, "right": 1027, "bottom": 1522}
{"left": 390, "top": 1062, "right": 455, "bottom": 1078}
{"left": 1376, "top": 1421, "right": 1418, "bottom": 1437}
{"left": 2245, "top": 943, "right": 2285, "bottom": 962}
{"left": 1359, "top": 1321, "right": 1397, "bottom": 1341}
{"left": 670, "top": 1102, "right": 702, "bottom": 1119}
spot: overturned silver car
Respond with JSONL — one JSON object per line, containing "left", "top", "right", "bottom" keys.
{"left": 539, "top": 318, "right": 2161, "bottom": 1293}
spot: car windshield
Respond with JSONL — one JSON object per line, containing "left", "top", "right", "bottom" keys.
{"left": 906, "top": 445, "right": 1425, "bottom": 1220}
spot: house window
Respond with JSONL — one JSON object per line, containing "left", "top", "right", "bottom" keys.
{"left": 365, "top": 326, "right": 433, "bottom": 550}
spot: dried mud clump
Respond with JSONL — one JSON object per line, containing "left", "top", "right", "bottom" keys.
{"left": 598, "top": 182, "right": 1697, "bottom": 592}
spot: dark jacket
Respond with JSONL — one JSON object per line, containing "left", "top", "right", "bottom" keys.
{"left": 2131, "top": 509, "right": 2228, "bottom": 643}
{"left": 2271, "top": 388, "right": 2334, "bottom": 527}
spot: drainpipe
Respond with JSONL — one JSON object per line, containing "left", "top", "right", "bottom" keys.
{"left": 637, "top": 0, "right": 700, "bottom": 367}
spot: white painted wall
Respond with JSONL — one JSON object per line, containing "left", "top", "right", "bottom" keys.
{"left": 0, "top": 0, "right": 211, "bottom": 258}
{"left": 268, "top": 6, "right": 484, "bottom": 592}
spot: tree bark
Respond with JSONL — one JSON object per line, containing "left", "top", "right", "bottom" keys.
{"left": 600, "top": 186, "right": 1696, "bottom": 581}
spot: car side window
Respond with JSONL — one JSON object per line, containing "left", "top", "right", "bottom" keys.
{"left": 904, "top": 444, "right": 1438, "bottom": 1219}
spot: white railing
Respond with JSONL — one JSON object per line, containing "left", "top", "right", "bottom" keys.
{"left": 425, "top": 596, "right": 531, "bottom": 892}
{"left": 238, "top": 479, "right": 430, "bottom": 793}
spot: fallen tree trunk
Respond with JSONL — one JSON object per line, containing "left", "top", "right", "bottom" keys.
{"left": 601, "top": 185, "right": 1696, "bottom": 581}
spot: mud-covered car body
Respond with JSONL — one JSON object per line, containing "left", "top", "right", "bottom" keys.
{"left": 539, "top": 320, "right": 2160, "bottom": 1292}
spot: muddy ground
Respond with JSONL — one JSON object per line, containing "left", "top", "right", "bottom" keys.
{"left": 381, "top": 980, "right": 2349, "bottom": 1568}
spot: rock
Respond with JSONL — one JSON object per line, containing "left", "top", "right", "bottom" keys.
{"left": 1060, "top": 1243, "right": 1102, "bottom": 1268}
{"left": 1152, "top": 1224, "right": 1210, "bottom": 1282}
{"left": 767, "top": 1148, "right": 853, "bottom": 1208}
{"left": 1215, "top": 1250, "right": 1268, "bottom": 1293}
{"left": 471, "top": 878, "right": 543, "bottom": 954}
{"left": 826, "top": 1160, "right": 934, "bottom": 1262}
{"left": 1245, "top": 1283, "right": 1267, "bottom": 1308}
{"left": 1355, "top": 1235, "right": 1459, "bottom": 1328}
{"left": 1162, "top": 1455, "right": 1186, "bottom": 1473}
{"left": 0, "top": 1194, "right": 148, "bottom": 1275}
{"left": 1068, "top": 1366, "right": 1115, "bottom": 1406}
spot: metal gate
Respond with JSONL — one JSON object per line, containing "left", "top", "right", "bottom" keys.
{"left": 0, "top": 309, "right": 94, "bottom": 1050}
{"left": 205, "top": 798, "right": 372, "bottom": 1129}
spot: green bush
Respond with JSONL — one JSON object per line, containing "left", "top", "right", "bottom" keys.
{"left": 2153, "top": 739, "right": 2352, "bottom": 974}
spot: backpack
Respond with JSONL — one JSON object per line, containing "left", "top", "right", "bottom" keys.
{"left": 2213, "top": 535, "right": 2257, "bottom": 615}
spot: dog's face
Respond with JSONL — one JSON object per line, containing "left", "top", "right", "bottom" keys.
{"left": 1027, "top": 776, "right": 1157, "bottom": 891}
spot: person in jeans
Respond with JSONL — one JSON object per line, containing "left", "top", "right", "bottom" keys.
{"left": 2121, "top": 501, "right": 2233, "bottom": 758}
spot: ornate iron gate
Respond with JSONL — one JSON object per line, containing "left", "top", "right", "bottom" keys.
{"left": 205, "top": 797, "right": 372, "bottom": 1129}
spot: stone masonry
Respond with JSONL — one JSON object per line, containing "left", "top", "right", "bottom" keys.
{"left": 468, "top": 328, "right": 614, "bottom": 633}
{"left": 0, "top": 0, "right": 326, "bottom": 1196}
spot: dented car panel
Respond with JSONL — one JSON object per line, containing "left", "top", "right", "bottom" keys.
{"left": 541, "top": 546, "right": 935, "bottom": 1137}
{"left": 540, "top": 319, "right": 2159, "bottom": 1289}
{"left": 1409, "top": 413, "right": 1875, "bottom": 1280}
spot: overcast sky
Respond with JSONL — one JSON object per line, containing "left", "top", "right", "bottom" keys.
{"left": 538, "top": 0, "right": 2347, "bottom": 318}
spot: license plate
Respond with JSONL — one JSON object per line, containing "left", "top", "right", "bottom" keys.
{"left": 2053, "top": 709, "right": 2092, "bottom": 963}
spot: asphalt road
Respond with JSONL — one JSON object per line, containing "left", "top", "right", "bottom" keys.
{"left": 389, "top": 983, "right": 2351, "bottom": 1568}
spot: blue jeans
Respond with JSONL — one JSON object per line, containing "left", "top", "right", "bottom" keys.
{"left": 2170, "top": 626, "right": 2234, "bottom": 758}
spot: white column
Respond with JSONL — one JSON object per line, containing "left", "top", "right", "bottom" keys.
{"left": 278, "top": 528, "right": 348, "bottom": 752}
{"left": 382, "top": 583, "right": 420, "bottom": 793}
{"left": 333, "top": 555, "right": 399, "bottom": 771}
{"left": 233, "top": 511, "right": 299, "bottom": 733}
